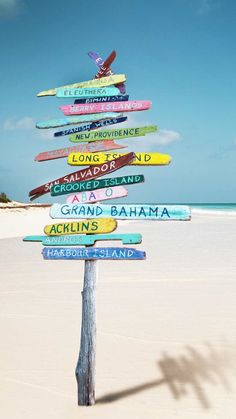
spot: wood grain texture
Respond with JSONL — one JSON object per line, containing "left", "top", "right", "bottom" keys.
{"left": 43, "top": 218, "right": 117, "bottom": 236}
{"left": 42, "top": 247, "right": 146, "bottom": 260}
{"left": 75, "top": 257, "right": 97, "bottom": 405}
{"left": 68, "top": 152, "right": 171, "bottom": 166}
{"left": 37, "top": 74, "right": 126, "bottom": 97}
{"left": 23, "top": 233, "right": 143, "bottom": 245}
{"left": 36, "top": 113, "right": 123, "bottom": 129}
{"left": 60, "top": 100, "right": 152, "bottom": 115}
{"left": 34, "top": 141, "right": 126, "bottom": 162}
{"left": 66, "top": 186, "right": 128, "bottom": 204}
{"left": 50, "top": 204, "right": 191, "bottom": 221}
{"left": 74, "top": 95, "right": 129, "bottom": 104}
{"left": 53, "top": 116, "right": 127, "bottom": 137}
{"left": 29, "top": 152, "right": 135, "bottom": 200}
{"left": 56, "top": 86, "right": 120, "bottom": 98}
{"left": 50, "top": 174, "right": 144, "bottom": 197}
{"left": 69, "top": 125, "right": 157, "bottom": 143}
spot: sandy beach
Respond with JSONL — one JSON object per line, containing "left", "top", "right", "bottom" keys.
{"left": 0, "top": 206, "right": 236, "bottom": 419}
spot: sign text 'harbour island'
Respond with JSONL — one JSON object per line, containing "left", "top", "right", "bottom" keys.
{"left": 42, "top": 247, "right": 146, "bottom": 261}
{"left": 23, "top": 233, "right": 142, "bottom": 246}
{"left": 36, "top": 112, "right": 124, "bottom": 129}
{"left": 44, "top": 218, "right": 117, "bottom": 236}
{"left": 50, "top": 204, "right": 191, "bottom": 221}
{"left": 53, "top": 116, "right": 127, "bottom": 137}
{"left": 68, "top": 125, "right": 157, "bottom": 143}
{"left": 37, "top": 74, "right": 126, "bottom": 97}
{"left": 29, "top": 152, "right": 135, "bottom": 200}
{"left": 68, "top": 152, "right": 171, "bottom": 166}
{"left": 34, "top": 140, "right": 126, "bottom": 162}
{"left": 60, "top": 100, "right": 152, "bottom": 115}
{"left": 50, "top": 174, "right": 144, "bottom": 197}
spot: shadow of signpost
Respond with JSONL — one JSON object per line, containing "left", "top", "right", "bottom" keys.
{"left": 96, "top": 342, "right": 236, "bottom": 408}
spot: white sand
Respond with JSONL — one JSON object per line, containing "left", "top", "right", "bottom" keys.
{"left": 0, "top": 207, "right": 236, "bottom": 419}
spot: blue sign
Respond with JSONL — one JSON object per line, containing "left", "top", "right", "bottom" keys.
{"left": 42, "top": 247, "right": 146, "bottom": 260}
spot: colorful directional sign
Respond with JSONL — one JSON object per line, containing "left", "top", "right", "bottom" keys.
{"left": 60, "top": 100, "right": 152, "bottom": 116}
{"left": 56, "top": 87, "right": 120, "bottom": 98}
{"left": 53, "top": 116, "right": 127, "bottom": 137}
{"left": 74, "top": 95, "right": 129, "bottom": 104}
{"left": 34, "top": 140, "right": 126, "bottom": 162}
{"left": 29, "top": 152, "right": 135, "bottom": 200}
{"left": 23, "top": 233, "right": 142, "bottom": 246}
{"left": 69, "top": 125, "right": 157, "bottom": 143}
{"left": 42, "top": 247, "right": 146, "bottom": 260}
{"left": 50, "top": 174, "right": 144, "bottom": 197}
{"left": 44, "top": 218, "right": 117, "bottom": 236}
{"left": 68, "top": 152, "right": 171, "bottom": 166}
{"left": 37, "top": 74, "right": 126, "bottom": 97}
{"left": 88, "top": 51, "right": 126, "bottom": 94}
{"left": 66, "top": 186, "right": 128, "bottom": 204}
{"left": 50, "top": 204, "right": 191, "bottom": 221}
{"left": 94, "top": 50, "right": 116, "bottom": 79}
{"left": 36, "top": 112, "right": 124, "bottom": 129}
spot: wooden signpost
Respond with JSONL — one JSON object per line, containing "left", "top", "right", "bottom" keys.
{"left": 44, "top": 218, "right": 117, "bottom": 236}
{"left": 34, "top": 140, "right": 126, "bottom": 162}
{"left": 74, "top": 94, "right": 129, "bottom": 104}
{"left": 88, "top": 51, "right": 126, "bottom": 94}
{"left": 23, "top": 233, "right": 142, "bottom": 246}
{"left": 42, "top": 247, "right": 146, "bottom": 260}
{"left": 69, "top": 125, "right": 157, "bottom": 143}
{"left": 24, "top": 49, "right": 191, "bottom": 407}
{"left": 36, "top": 112, "right": 124, "bottom": 129}
{"left": 53, "top": 116, "right": 127, "bottom": 137}
{"left": 66, "top": 186, "right": 128, "bottom": 204}
{"left": 68, "top": 152, "right": 171, "bottom": 166}
{"left": 50, "top": 203, "right": 191, "bottom": 221}
{"left": 56, "top": 86, "right": 120, "bottom": 98}
{"left": 37, "top": 74, "right": 126, "bottom": 97}
{"left": 29, "top": 152, "right": 135, "bottom": 200}
{"left": 60, "top": 100, "right": 152, "bottom": 115}
{"left": 50, "top": 174, "right": 145, "bottom": 197}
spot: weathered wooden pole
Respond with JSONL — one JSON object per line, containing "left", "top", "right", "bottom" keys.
{"left": 75, "top": 257, "right": 97, "bottom": 406}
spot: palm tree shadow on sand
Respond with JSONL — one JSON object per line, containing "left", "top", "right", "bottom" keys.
{"left": 96, "top": 341, "right": 236, "bottom": 409}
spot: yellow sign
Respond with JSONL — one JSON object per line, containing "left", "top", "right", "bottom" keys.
{"left": 44, "top": 218, "right": 117, "bottom": 236}
{"left": 37, "top": 74, "right": 126, "bottom": 97}
{"left": 67, "top": 152, "right": 171, "bottom": 166}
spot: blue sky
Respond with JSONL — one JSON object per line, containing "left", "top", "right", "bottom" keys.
{"left": 0, "top": 0, "right": 235, "bottom": 203}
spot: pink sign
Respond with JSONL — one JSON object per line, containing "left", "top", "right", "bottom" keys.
{"left": 66, "top": 185, "right": 128, "bottom": 204}
{"left": 34, "top": 140, "right": 126, "bottom": 162}
{"left": 60, "top": 100, "right": 152, "bottom": 116}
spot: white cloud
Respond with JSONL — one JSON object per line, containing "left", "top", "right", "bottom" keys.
{"left": 154, "top": 129, "right": 181, "bottom": 145}
{"left": 3, "top": 117, "right": 35, "bottom": 130}
{"left": 3, "top": 116, "right": 54, "bottom": 140}
{"left": 0, "top": 0, "right": 25, "bottom": 18}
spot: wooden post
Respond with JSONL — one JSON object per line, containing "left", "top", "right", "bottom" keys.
{"left": 75, "top": 257, "right": 97, "bottom": 406}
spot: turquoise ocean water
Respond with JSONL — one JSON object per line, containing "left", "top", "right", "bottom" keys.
{"left": 189, "top": 204, "right": 236, "bottom": 215}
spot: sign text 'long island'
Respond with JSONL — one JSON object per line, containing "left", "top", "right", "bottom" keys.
{"left": 50, "top": 204, "right": 191, "bottom": 221}
{"left": 68, "top": 152, "right": 171, "bottom": 166}
{"left": 42, "top": 247, "right": 146, "bottom": 261}
{"left": 29, "top": 152, "right": 135, "bottom": 200}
